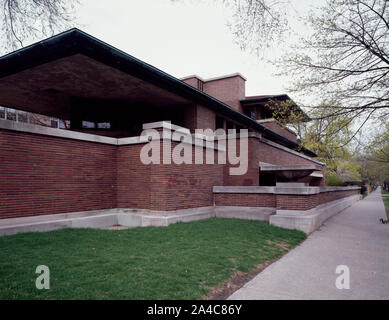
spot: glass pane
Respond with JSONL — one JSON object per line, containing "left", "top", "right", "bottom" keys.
{"left": 0, "top": 106, "right": 4, "bottom": 119}
{"left": 6, "top": 108, "right": 16, "bottom": 121}
{"left": 18, "top": 111, "right": 28, "bottom": 123}
{"left": 82, "top": 120, "right": 95, "bottom": 128}
{"left": 50, "top": 117, "right": 58, "bottom": 128}
{"left": 97, "top": 122, "right": 111, "bottom": 129}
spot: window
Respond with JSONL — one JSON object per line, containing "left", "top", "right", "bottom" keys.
{"left": 50, "top": 117, "right": 59, "bottom": 128}
{"left": 6, "top": 108, "right": 16, "bottom": 121}
{"left": 97, "top": 122, "right": 111, "bottom": 129}
{"left": 215, "top": 116, "right": 224, "bottom": 130}
{"left": 82, "top": 121, "right": 96, "bottom": 129}
{"left": 17, "top": 111, "right": 28, "bottom": 123}
{"left": 250, "top": 109, "right": 257, "bottom": 120}
{"left": 0, "top": 106, "right": 4, "bottom": 119}
{"left": 59, "top": 120, "right": 70, "bottom": 129}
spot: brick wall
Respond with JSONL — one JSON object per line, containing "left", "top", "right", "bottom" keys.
{"left": 276, "top": 189, "right": 360, "bottom": 211}
{"left": 214, "top": 188, "right": 360, "bottom": 211}
{"left": 117, "top": 141, "right": 225, "bottom": 211}
{"left": 182, "top": 76, "right": 204, "bottom": 91}
{"left": 261, "top": 121, "right": 298, "bottom": 143}
{"left": 214, "top": 193, "right": 276, "bottom": 207}
{"left": 203, "top": 75, "right": 246, "bottom": 113}
{"left": 0, "top": 131, "right": 224, "bottom": 218}
{"left": 318, "top": 189, "right": 359, "bottom": 205}
{"left": 0, "top": 127, "right": 329, "bottom": 219}
{"left": 223, "top": 136, "right": 325, "bottom": 186}
{"left": 117, "top": 143, "right": 150, "bottom": 209}
{"left": 195, "top": 105, "right": 216, "bottom": 132}
{"left": 0, "top": 129, "right": 117, "bottom": 219}
{"left": 149, "top": 144, "right": 223, "bottom": 210}
{"left": 276, "top": 194, "right": 319, "bottom": 211}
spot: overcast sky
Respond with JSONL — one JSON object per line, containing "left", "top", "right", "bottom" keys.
{"left": 76, "top": 0, "right": 324, "bottom": 97}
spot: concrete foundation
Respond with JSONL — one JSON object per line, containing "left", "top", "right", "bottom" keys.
{"left": 1, "top": 206, "right": 274, "bottom": 236}
{"left": 214, "top": 206, "right": 275, "bottom": 220}
{"left": 270, "top": 194, "right": 361, "bottom": 234}
{"left": 0, "top": 194, "right": 361, "bottom": 236}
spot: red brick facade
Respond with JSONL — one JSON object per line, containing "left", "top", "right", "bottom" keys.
{"left": 214, "top": 189, "right": 360, "bottom": 211}
{"left": 117, "top": 142, "right": 224, "bottom": 211}
{"left": 0, "top": 126, "right": 357, "bottom": 219}
{"left": 203, "top": 76, "right": 246, "bottom": 113}
{"left": 214, "top": 193, "right": 276, "bottom": 207}
{"left": 222, "top": 136, "right": 325, "bottom": 186}
{"left": 0, "top": 132, "right": 224, "bottom": 218}
{"left": 0, "top": 129, "right": 117, "bottom": 219}
{"left": 260, "top": 121, "right": 298, "bottom": 143}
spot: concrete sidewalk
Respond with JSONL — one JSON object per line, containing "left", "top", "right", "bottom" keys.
{"left": 229, "top": 188, "right": 389, "bottom": 300}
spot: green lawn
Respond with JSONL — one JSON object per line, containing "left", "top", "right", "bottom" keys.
{"left": 382, "top": 189, "right": 389, "bottom": 219}
{"left": 0, "top": 218, "right": 306, "bottom": 300}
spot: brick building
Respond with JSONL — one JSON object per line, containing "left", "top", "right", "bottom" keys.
{"left": 0, "top": 29, "right": 360, "bottom": 234}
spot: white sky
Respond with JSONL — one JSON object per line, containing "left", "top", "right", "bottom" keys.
{"left": 75, "top": 0, "right": 324, "bottom": 97}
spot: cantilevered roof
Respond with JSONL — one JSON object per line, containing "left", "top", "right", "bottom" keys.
{"left": 241, "top": 94, "right": 311, "bottom": 122}
{"left": 0, "top": 28, "right": 316, "bottom": 157}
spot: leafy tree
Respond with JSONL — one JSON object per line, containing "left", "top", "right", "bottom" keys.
{"left": 299, "top": 114, "right": 354, "bottom": 177}
{"left": 0, "top": 0, "right": 79, "bottom": 52}
{"left": 215, "top": 0, "right": 389, "bottom": 136}
{"left": 359, "top": 123, "right": 389, "bottom": 184}
{"left": 365, "top": 123, "right": 389, "bottom": 164}
{"left": 278, "top": 0, "right": 389, "bottom": 135}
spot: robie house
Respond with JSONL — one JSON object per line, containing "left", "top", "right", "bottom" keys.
{"left": 0, "top": 29, "right": 360, "bottom": 235}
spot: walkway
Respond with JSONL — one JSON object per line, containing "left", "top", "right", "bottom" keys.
{"left": 229, "top": 188, "right": 389, "bottom": 299}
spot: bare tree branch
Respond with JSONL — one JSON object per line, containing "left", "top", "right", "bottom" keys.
{"left": 0, "top": 0, "right": 79, "bottom": 52}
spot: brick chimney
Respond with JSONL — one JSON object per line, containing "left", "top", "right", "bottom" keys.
{"left": 181, "top": 73, "right": 246, "bottom": 113}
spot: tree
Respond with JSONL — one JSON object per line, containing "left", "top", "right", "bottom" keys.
{"left": 0, "top": 0, "right": 79, "bottom": 52}
{"left": 357, "top": 123, "right": 389, "bottom": 184}
{"left": 223, "top": 0, "right": 288, "bottom": 53}
{"left": 223, "top": 0, "right": 389, "bottom": 137}
{"left": 280, "top": 0, "right": 388, "bottom": 133}
{"left": 365, "top": 123, "right": 389, "bottom": 164}
{"left": 298, "top": 111, "right": 358, "bottom": 178}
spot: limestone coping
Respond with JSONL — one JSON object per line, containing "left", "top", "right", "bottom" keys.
{"left": 213, "top": 186, "right": 276, "bottom": 194}
{"left": 0, "top": 119, "right": 326, "bottom": 162}
{"left": 0, "top": 119, "right": 225, "bottom": 151}
{"left": 213, "top": 185, "right": 360, "bottom": 195}
{"left": 259, "top": 164, "right": 323, "bottom": 172}
{"left": 142, "top": 121, "right": 191, "bottom": 135}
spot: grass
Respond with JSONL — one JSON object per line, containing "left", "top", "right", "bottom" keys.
{"left": 0, "top": 218, "right": 306, "bottom": 300}
{"left": 382, "top": 189, "right": 389, "bottom": 219}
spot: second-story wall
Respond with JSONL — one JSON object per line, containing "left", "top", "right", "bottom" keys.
{"left": 181, "top": 74, "right": 246, "bottom": 114}
{"left": 258, "top": 120, "right": 299, "bottom": 143}
{"left": 203, "top": 74, "right": 246, "bottom": 113}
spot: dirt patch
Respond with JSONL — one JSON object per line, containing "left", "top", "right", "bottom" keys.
{"left": 204, "top": 259, "right": 276, "bottom": 300}
{"left": 266, "top": 239, "right": 291, "bottom": 251}
{"left": 203, "top": 240, "right": 306, "bottom": 300}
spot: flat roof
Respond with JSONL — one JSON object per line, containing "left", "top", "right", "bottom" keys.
{"left": 241, "top": 94, "right": 311, "bottom": 122}
{"left": 180, "top": 72, "right": 247, "bottom": 82}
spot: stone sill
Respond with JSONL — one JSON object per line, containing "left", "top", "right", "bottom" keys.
{"left": 213, "top": 185, "right": 360, "bottom": 195}
{"left": 0, "top": 119, "right": 225, "bottom": 151}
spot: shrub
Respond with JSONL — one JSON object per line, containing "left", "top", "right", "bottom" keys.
{"left": 326, "top": 175, "right": 346, "bottom": 186}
